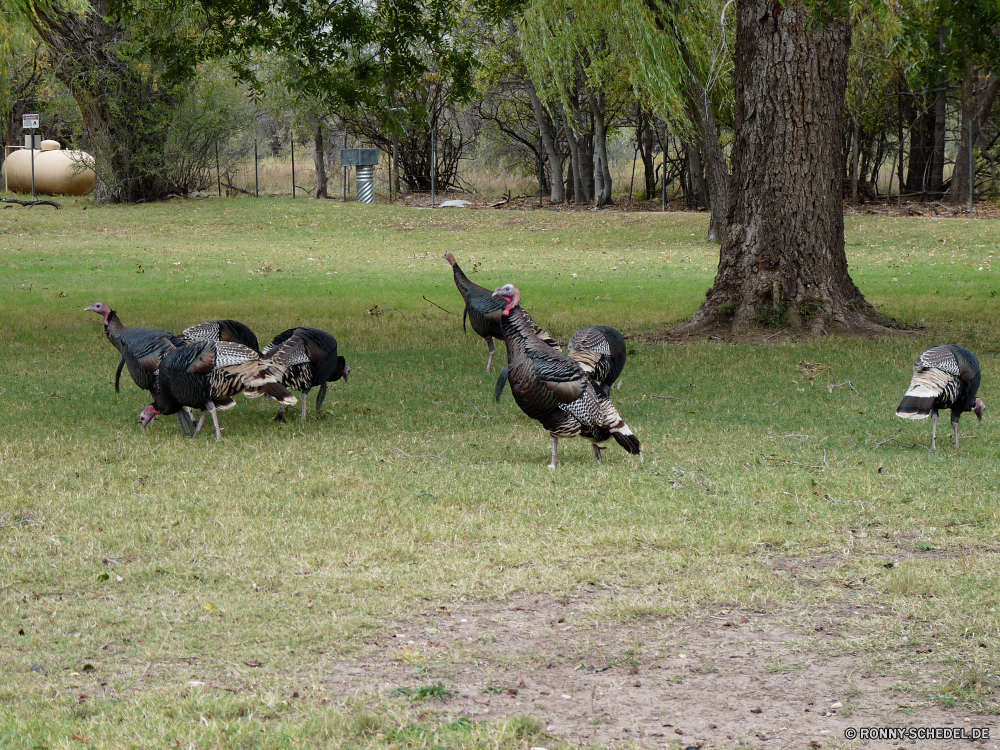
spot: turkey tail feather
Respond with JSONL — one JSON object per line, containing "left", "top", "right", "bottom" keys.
{"left": 611, "top": 421, "right": 641, "bottom": 455}
{"left": 261, "top": 382, "right": 297, "bottom": 406}
{"left": 495, "top": 365, "right": 509, "bottom": 403}
{"left": 896, "top": 396, "right": 935, "bottom": 419}
{"left": 613, "top": 430, "right": 641, "bottom": 455}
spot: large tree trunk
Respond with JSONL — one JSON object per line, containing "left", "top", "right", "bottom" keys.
{"left": 671, "top": 0, "right": 894, "bottom": 337}
{"left": 949, "top": 67, "right": 1000, "bottom": 205}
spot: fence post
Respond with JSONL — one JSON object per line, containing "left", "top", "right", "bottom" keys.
{"left": 254, "top": 137, "right": 259, "bottom": 198}
{"left": 291, "top": 135, "right": 296, "bottom": 199}
{"left": 216, "top": 142, "right": 222, "bottom": 197}
{"left": 430, "top": 124, "right": 436, "bottom": 208}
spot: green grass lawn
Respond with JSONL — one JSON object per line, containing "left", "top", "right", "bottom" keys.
{"left": 2, "top": 197, "right": 1000, "bottom": 748}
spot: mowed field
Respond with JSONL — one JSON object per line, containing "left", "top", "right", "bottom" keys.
{"left": 2, "top": 197, "right": 1000, "bottom": 749}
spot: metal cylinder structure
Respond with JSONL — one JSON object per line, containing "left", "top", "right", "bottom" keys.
{"left": 356, "top": 165, "right": 375, "bottom": 203}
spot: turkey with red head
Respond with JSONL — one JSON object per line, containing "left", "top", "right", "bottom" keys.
{"left": 261, "top": 327, "right": 349, "bottom": 421}
{"left": 896, "top": 344, "right": 985, "bottom": 450}
{"left": 444, "top": 252, "right": 558, "bottom": 401}
{"left": 491, "top": 283, "right": 641, "bottom": 469}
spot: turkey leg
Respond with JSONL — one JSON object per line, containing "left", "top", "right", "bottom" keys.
{"left": 205, "top": 401, "right": 223, "bottom": 440}
{"left": 301, "top": 387, "right": 311, "bottom": 420}
{"left": 930, "top": 410, "right": 938, "bottom": 450}
{"left": 952, "top": 419, "right": 960, "bottom": 449}
{"left": 486, "top": 336, "right": 495, "bottom": 372}
{"left": 592, "top": 444, "right": 604, "bottom": 462}
{"left": 548, "top": 435, "right": 558, "bottom": 470}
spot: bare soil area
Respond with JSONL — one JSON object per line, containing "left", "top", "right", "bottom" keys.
{"left": 323, "top": 589, "right": 997, "bottom": 749}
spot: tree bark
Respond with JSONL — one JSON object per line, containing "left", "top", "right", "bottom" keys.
{"left": 680, "top": 45, "right": 730, "bottom": 242}
{"left": 671, "top": 0, "right": 894, "bottom": 337}
{"left": 311, "top": 116, "right": 328, "bottom": 199}
{"left": 24, "top": 0, "right": 178, "bottom": 203}
{"left": 525, "top": 78, "right": 565, "bottom": 203}
{"left": 592, "top": 89, "right": 613, "bottom": 207}
{"left": 637, "top": 110, "right": 657, "bottom": 200}
{"left": 949, "top": 66, "right": 1000, "bottom": 205}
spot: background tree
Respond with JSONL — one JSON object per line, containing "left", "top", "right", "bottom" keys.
{"left": 673, "top": 0, "right": 895, "bottom": 336}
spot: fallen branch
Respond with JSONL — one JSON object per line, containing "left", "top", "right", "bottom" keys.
{"left": 467, "top": 399, "right": 481, "bottom": 415}
{"left": 650, "top": 395, "right": 679, "bottom": 401}
{"left": 760, "top": 455, "right": 828, "bottom": 470}
{"left": 874, "top": 437, "right": 933, "bottom": 453}
{"left": 422, "top": 296, "right": 454, "bottom": 315}
{"left": 221, "top": 181, "right": 254, "bottom": 197}
{"left": 0, "top": 197, "right": 61, "bottom": 208}
{"left": 829, "top": 381, "right": 860, "bottom": 395}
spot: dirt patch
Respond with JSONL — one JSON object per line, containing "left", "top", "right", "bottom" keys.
{"left": 316, "top": 593, "right": 996, "bottom": 748}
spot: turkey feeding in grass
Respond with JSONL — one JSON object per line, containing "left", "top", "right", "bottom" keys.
{"left": 261, "top": 327, "right": 349, "bottom": 421}
{"left": 896, "top": 344, "right": 985, "bottom": 450}
{"left": 491, "top": 283, "right": 641, "bottom": 469}
{"left": 139, "top": 340, "right": 296, "bottom": 440}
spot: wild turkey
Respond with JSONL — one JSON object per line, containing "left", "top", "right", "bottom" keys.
{"left": 491, "top": 283, "right": 641, "bottom": 469}
{"left": 138, "top": 340, "right": 296, "bottom": 440}
{"left": 443, "top": 252, "right": 559, "bottom": 401}
{"left": 261, "top": 327, "right": 349, "bottom": 421}
{"left": 86, "top": 302, "right": 186, "bottom": 393}
{"left": 182, "top": 319, "right": 260, "bottom": 352}
{"left": 567, "top": 326, "right": 627, "bottom": 397}
{"left": 896, "top": 344, "right": 985, "bottom": 449}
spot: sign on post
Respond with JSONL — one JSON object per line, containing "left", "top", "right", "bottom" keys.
{"left": 22, "top": 113, "right": 39, "bottom": 199}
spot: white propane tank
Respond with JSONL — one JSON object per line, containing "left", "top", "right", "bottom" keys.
{"left": 3, "top": 140, "right": 96, "bottom": 196}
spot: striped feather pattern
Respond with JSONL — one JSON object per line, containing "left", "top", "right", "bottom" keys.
{"left": 500, "top": 302, "right": 641, "bottom": 458}
{"left": 567, "top": 326, "right": 626, "bottom": 397}
{"left": 182, "top": 320, "right": 260, "bottom": 353}
{"left": 896, "top": 345, "right": 982, "bottom": 420}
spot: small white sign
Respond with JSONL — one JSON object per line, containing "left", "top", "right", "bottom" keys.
{"left": 22, "top": 113, "right": 39, "bottom": 129}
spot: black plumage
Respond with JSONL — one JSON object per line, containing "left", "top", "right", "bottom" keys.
{"left": 262, "top": 327, "right": 349, "bottom": 420}
{"left": 86, "top": 301, "right": 186, "bottom": 393}
{"left": 182, "top": 319, "right": 261, "bottom": 352}
{"left": 896, "top": 344, "right": 985, "bottom": 449}
{"left": 139, "top": 340, "right": 296, "bottom": 440}
{"left": 567, "top": 325, "right": 627, "bottom": 397}
{"left": 492, "top": 284, "right": 641, "bottom": 469}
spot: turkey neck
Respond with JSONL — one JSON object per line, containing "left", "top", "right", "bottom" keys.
{"left": 452, "top": 263, "right": 489, "bottom": 297}
{"left": 499, "top": 305, "right": 543, "bottom": 358}
{"left": 105, "top": 310, "right": 125, "bottom": 346}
